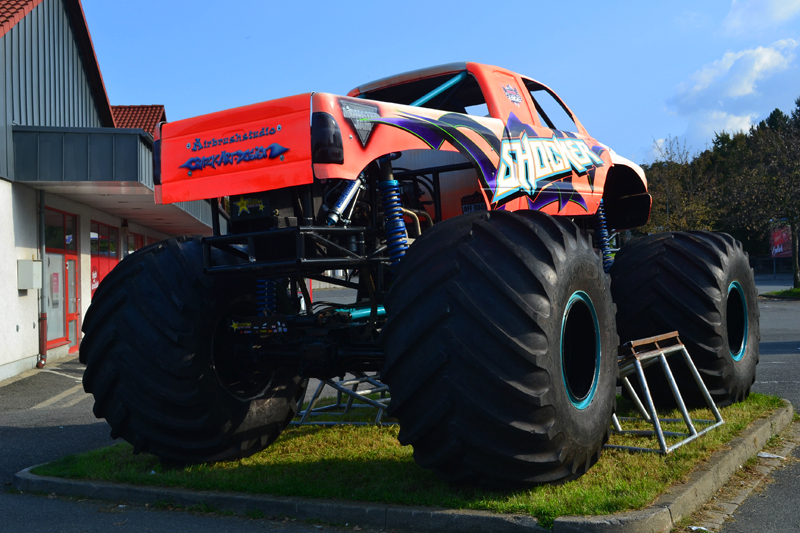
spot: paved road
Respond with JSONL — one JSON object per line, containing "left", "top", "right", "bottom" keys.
{"left": 753, "top": 272, "right": 795, "bottom": 296}
{"left": 719, "top": 273, "right": 800, "bottom": 532}
{"left": 0, "top": 360, "right": 362, "bottom": 532}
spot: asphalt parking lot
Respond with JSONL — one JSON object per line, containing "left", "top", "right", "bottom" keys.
{"left": 718, "top": 274, "right": 800, "bottom": 533}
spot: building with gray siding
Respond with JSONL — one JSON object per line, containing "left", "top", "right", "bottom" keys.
{"left": 0, "top": 0, "right": 212, "bottom": 380}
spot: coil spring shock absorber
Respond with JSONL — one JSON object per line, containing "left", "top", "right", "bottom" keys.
{"left": 256, "top": 279, "right": 277, "bottom": 315}
{"left": 377, "top": 156, "right": 409, "bottom": 268}
{"left": 593, "top": 199, "right": 613, "bottom": 273}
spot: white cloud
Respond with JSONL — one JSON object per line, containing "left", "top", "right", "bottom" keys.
{"left": 700, "top": 111, "right": 757, "bottom": 136}
{"left": 722, "top": 0, "right": 800, "bottom": 35}
{"left": 668, "top": 39, "right": 798, "bottom": 116}
{"left": 678, "top": 40, "right": 796, "bottom": 102}
{"left": 643, "top": 138, "right": 667, "bottom": 164}
{"left": 665, "top": 39, "right": 797, "bottom": 153}
{"left": 665, "top": 111, "right": 757, "bottom": 156}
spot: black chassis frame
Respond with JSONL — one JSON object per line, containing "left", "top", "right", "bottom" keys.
{"left": 197, "top": 160, "right": 476, "bottom": 379}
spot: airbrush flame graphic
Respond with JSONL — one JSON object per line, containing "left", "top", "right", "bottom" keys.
{"left": 365, "top": 111, "right": 604, "bottom": 213}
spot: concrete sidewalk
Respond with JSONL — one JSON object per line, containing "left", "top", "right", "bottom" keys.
{"left": 13, "top": 403, "right": 794, "bottom": 533}
{"left": 754, "top": 273, "right": 794, "bottom": 295}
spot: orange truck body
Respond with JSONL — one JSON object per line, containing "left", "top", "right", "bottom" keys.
{"left": 156, "top": 62, "right": 648, "bottom": 226}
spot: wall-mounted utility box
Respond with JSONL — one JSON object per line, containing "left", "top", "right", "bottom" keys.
{"left": 18, "top": 260, "right": 42, "bottom": 290}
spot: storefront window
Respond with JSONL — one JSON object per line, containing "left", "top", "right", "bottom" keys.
{"left": 45, "top": 210, "right": 75, "bottom": 250}
{"left": 65, "top": 216, "right": 76, "bottom": 251}
{"left": 90, "top": 221, "right": 120, "bottom": 298}
{"left": 90, "top": 222, "right": 99, "bottom": 254}
{"left": 125, "top": 233, "right": 144, "bottom": 255}
{"left": 99, "top": 224, "right": 109, "bottom": 255}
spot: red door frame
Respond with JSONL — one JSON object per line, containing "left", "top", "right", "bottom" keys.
{"left": 65, "top": 254, "right": 80, "bottom": 353}
{"left": 44, "top": 207, "right": 80, "bottom": 351}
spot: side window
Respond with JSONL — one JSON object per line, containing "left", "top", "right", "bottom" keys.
{"left": 464, "top": 102, "right": 489, "bottom": 117}
{"left": 524, "top": 80, "right": 578, "bottom": 133}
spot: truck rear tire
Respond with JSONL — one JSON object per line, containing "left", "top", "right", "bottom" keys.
{"left": 380, "top": 210, "right": 617, "bottom": 486}
{"left": 80, "top": 237, "right": 305, "bottom": 463}
{"left": 610, "top": 231, "right": 759, "bottom": 407}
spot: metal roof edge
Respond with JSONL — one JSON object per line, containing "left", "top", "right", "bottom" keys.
{"left": 12, "top": 124, "right": 153, "bottom": 144}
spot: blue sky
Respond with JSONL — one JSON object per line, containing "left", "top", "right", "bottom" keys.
{"left": 81, "top": 0, "right": 800, "bottom": 164}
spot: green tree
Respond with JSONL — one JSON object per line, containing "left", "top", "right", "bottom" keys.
{"left": 641, "top": 136, "right": 714, "bottom": 233}
{"left": 753, "top": 116, "right": 800, "bottom": 288}
{"left": 718, "top": 108, "right": 800, "bottom": 288}
{"left": 641, "top": 100, "right": 800, "bottom": 287}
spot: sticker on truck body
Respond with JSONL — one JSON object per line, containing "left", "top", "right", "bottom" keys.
{"left": 179, "top": 144, "right": 289, "bottom": 172}
{"left": 494, "top": 134, "right": 604, "bottom": 203}
{"left": 188, "top": 125, "right": 282, "bottom": 152}
{"left": 340, "top": 100, "right": 380, "bottom": 147}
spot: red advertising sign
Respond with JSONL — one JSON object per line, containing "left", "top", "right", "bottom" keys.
{"left": 90, "top": 265, "right": 99, "bottom": 297}
{"left": 770, "top": 225, "right": 793, "bottom": 259}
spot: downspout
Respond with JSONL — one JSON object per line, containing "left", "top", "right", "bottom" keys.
{"left": 37, "top": 190, "right": 47, "bottom": 368}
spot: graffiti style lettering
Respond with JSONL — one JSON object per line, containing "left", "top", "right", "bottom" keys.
{"left": 179, "top": 143, "right": 289, "bottom": 172}
{"left": 494, "top": 134, "right": 603, "bottom": 202}
{"left": 190, "top": 125, "right": 282, "bottom": 151}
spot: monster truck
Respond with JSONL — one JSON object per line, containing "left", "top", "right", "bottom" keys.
{"left": 80, "top": 62, "right": 759, "bottom": 486}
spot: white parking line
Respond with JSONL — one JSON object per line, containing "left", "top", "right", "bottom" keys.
{"left": 62, "top": 391, "right": 92, "bottom": 408}
{"left": 31, "top": 384, "right": 84, "bottom": 410}
{"left": 42, "top": 369, "right": 83, "bottom": 382}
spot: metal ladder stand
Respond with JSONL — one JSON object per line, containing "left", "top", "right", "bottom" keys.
{"left": 606, "top": 331, "right": 724, "bottom": 454}
{"left": 293, "top": 373, "right": 392, "bottom": 426}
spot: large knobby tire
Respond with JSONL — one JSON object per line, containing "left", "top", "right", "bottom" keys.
{"left": 380, "top": 210, "right": 618, "bottom": 486}
{"left": 610, "top": 231, "right": 759, "bottom": 407}
{"left": 80, "top": 237, "right": 305, "bottom": 463}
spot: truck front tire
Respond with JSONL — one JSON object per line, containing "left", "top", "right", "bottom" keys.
{"left": 380, "top": 210, "right": 617, "bottom": 486}
{"left": 610, "top": 231, "right": 760, "bottom": 407}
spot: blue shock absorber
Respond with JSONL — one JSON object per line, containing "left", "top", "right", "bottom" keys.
{"left": 377, "top": 179, "right": 409, "bottom": 268}
{"left": 594, "top": 200, "right": 613, "bottom": 273}
{"left": 256, "top": 279, "right": 277, "bottom": 315}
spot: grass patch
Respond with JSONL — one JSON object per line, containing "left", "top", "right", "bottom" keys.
{"left": 33, "top": 394, "right": 783, "bottom": 528}
{"left": 765, "top": 287, "right": 800, "bottom": 298}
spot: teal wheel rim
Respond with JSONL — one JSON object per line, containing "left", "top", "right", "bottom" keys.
{"left": 727, "top": 281, "right": 748, "bottom": 362}
{"left": 560, "top": 291, "right": 601, "bottom": 410}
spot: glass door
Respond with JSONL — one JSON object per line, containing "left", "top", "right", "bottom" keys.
{"left": 44, "top": 208, "right": 80, "bottom": 350}
{"left": 45, "top": 253, "right": 65, "bottom": 343}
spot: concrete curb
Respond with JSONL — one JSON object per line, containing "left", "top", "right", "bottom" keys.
{"left": 13, "top": 403, "right": 794, "bottom": 533}
{"left": 552, "top": 402, "right": 794, "bottom": 532}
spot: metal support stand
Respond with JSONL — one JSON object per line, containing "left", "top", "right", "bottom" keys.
{"left": 292, "top": 373, "right": 394, "bottom": 426}
{"left": 605, "top": 332, "right": 724, "bottom": 454}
